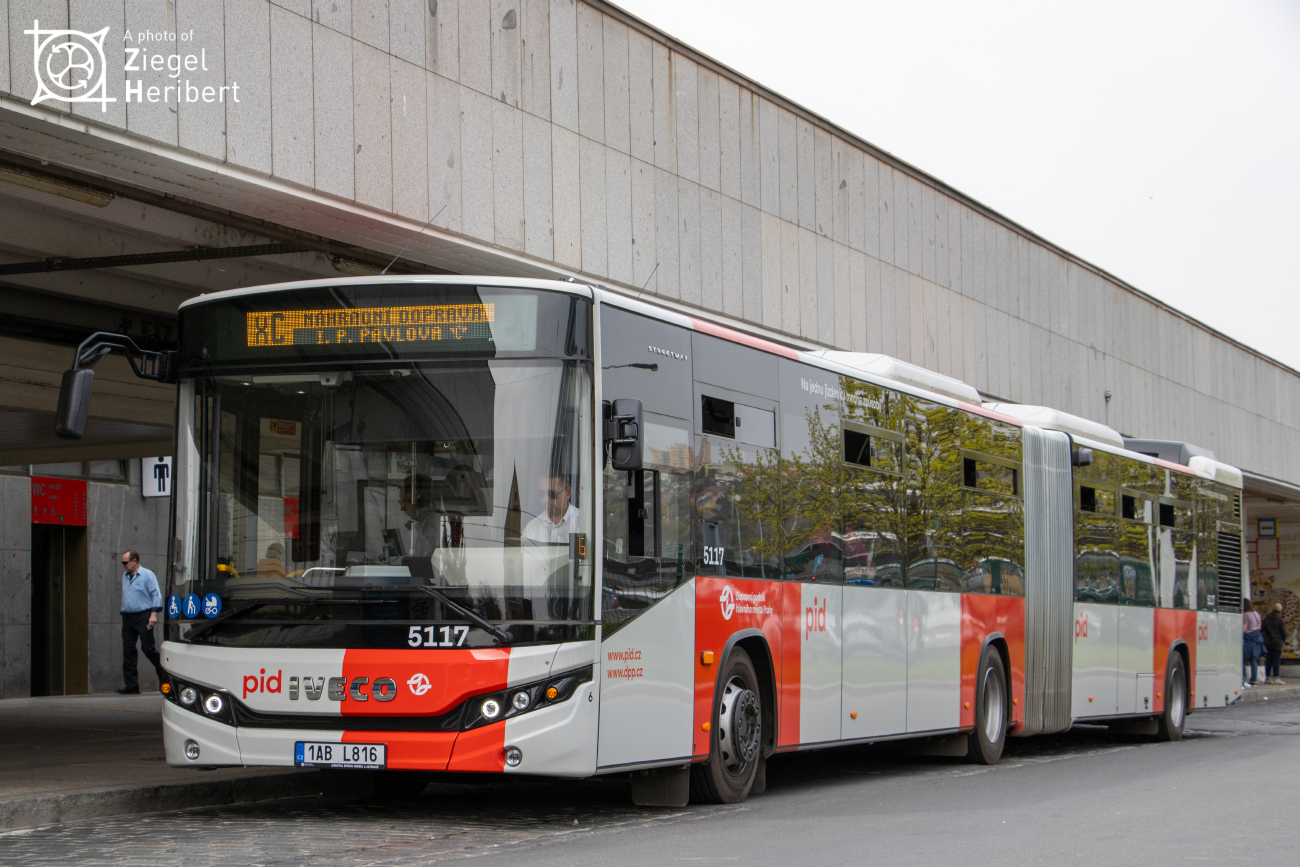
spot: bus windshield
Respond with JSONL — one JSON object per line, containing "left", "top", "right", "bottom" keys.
{"left": 169, "top": 355, "right": 594, "bottom": 649}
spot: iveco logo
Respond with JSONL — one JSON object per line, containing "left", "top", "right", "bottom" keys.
{"left": 720, "top": 585, "right": 735, "bottom": 620}
{"left": 407, "top": 672, "right": 432, "bottom": 696}
{"left": 648, "top": 345, "right": 687, "bottom": 361}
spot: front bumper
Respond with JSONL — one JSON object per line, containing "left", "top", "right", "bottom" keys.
{"left": 163, "top": 675, "right": 600, "bottom": 776}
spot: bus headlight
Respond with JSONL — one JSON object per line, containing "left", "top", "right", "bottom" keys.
{"left": 203, "top": 694, "right": 225, "bottom": 715}
{"left": 460, "top": 667, "right": 594, "bottom": 730}
{"left": 180, "top": 687, "right": 198, "bottom": 706}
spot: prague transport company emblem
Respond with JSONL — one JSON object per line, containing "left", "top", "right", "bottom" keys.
{"left": 407, "top": 672, "right": 432, "bottom": 696}
{"left": 720, "top": 585, "right": 735, "bottom": 620}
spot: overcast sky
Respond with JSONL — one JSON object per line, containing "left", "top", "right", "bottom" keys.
{"left": 614, "top": 0, "right": 1300, "bottom": 371}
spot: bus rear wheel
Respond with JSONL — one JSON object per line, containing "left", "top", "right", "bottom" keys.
{"left": 691, "top": 647, "right": 763, "bottom": 804}
{"left": 967, "top": 645, "right": 1007, "bottom": 765}
{"left": 1156, "top": 652, "right": 1187, "bottom": 742}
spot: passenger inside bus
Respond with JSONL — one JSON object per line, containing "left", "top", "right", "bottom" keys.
{"left": 525, "top": 473, "right": 579, "bottom": 544}
{"left": 255, "top": 542, "right": 286, "bottom": 578}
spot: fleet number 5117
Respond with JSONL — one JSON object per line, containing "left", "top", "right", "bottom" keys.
{"left": 408, "top": 625, "right": 470, "bottom": 647}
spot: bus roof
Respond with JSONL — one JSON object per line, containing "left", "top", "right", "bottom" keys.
{"left": 179, "top": 275, "right": 1244, "bottom": 483}
{"left": 177, "top": 275, "right": 594, "bottom": 311}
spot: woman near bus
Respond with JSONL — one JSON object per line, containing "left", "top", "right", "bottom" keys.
{"left": 1243, "top": 599, "right": 1264, "bottom": 687}
{"left": 1262, "top": 603, "right": 1289, "bottom": 684}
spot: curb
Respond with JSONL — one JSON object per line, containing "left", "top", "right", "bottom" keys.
{"left": 1239, "top": 686, "right": 1300, "bottom": 703}
{"left": 0, "top": 770, "right": 322, "bottom": 832}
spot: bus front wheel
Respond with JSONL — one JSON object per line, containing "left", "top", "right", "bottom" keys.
{"left": 691, "top": 647, "right": 763, "bottom": 804}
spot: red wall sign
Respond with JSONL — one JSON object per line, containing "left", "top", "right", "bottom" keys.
{"left": 31, "top": 476, "right": 87, "bottom": 526}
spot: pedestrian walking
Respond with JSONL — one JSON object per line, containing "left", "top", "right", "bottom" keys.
{"left": 1242, "top": 598, "right": 1265, "bottom": 687}
{"left": 1261, "top": 602, "right": 1289, "bottom": 685}
{"left": 119, "top": 550, "right": 166, "bottom": 695}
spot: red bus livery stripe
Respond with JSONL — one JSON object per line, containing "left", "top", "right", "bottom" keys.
{"left": 960, "top": 596, "right": 1026, "bottom": 731}
{"left": 690, "top": 317, "right": 801, "bottom": 360}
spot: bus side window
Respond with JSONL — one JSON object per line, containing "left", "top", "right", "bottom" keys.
{"left": 694, "top": 436, "right": 780, "bottom": 579}
{"left": 701, "top": 396, "right": 735, "bottom": 438}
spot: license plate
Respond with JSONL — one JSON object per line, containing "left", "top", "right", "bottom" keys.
{"left": 294, "top": 741, "right": 386, "bottom": 769}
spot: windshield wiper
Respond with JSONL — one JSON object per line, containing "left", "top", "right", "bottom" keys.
{"left": 179, "top": 595, "right": 344, "bottom": 639}
{"left": 183, "top": 600, "right": 267, "bottom": 640}
{"left": 180, "top": 589, "right": 514, "bottom": 645}
{"left": 415, "top": 585, "right": 513, "bottom": 645}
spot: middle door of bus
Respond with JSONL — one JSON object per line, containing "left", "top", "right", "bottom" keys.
{"left": 693, "top": 340, "right": 845, "bottom": 749}
{"left": 1072, "top": 483, "right": 1120, "bottom": 717}
{"left": 770, "top": 358, "right": 843, "bottom": 746}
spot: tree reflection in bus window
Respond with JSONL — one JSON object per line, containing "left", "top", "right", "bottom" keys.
{"left": 778, "top": 363, "right": 843, "bottom": 584}
{"left": 839, "top": 379, "right": 906, "bottom": 588}
{"left": 958, "top": 414, "right": 1024, "bottom": 597}
{"left": 697, "top": 436, "right": 781, "bottom": 579}
{"left": 901, "top": 397, "right": 963, "bottom": 592}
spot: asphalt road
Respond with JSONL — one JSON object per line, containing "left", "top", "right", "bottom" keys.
{"left": 3, "top": 697, "right": 1296, "bottom": 866}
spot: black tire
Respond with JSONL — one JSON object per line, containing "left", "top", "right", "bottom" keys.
{"left": 966, "top": 645, "right": 1008, "bottom": 765}
{"left": 372, "top": 770, "right": 430, "bottom": 800}
{"left": 690, "top": 647, "right": 763, "bottom": 804}
{"left": 1156, "top": 652, "right": 1188, "bottom": 742}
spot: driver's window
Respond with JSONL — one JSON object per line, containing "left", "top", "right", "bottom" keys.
{"left": 603, "top": 420, "right": 692, "bottom": 637}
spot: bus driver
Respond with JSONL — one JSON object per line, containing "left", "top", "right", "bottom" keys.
{"left": 524, "top": 473, "right": 579, "bottom": 544}
{"left": 400, "top": 475, "right": 440, "bottom": 558}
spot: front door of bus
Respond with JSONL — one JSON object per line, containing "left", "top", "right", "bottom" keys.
{"left": 596, "top": 307, "right": 697, "bottom": 768}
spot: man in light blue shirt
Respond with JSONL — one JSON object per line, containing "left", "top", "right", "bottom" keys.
{"left": 119, "top": 550, "right": 166, "bottom": 694}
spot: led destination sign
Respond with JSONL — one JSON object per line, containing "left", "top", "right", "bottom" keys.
{"left": 246, "top": 304, "right": 496, "bottom": 347}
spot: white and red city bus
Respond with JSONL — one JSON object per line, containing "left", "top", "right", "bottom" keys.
{"left": 56, "top": 276, "right": 1247, "bottom": 804}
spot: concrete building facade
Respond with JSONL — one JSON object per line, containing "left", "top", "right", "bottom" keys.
{"left": 0, "top": 0, "right": 1297, "bottom": 695}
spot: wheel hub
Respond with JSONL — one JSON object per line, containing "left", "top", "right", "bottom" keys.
{"left": 982, "top": 667, "right": 1004, "bottom": 743}
{"left": 718, "top": 677, "right": 761, "bottom": 774}
{"left": 1168, "top": 669, "right": 1185, "bottom": 727}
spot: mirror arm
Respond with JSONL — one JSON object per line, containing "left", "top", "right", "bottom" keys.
{"left": 604, "top": 398, "right": 644, "bottom": 471}
{"left": 72, "top": 331, "right": 178, "bottom": 383}
{"left": 55, "top": 331, "right": 180, "bottom": 439}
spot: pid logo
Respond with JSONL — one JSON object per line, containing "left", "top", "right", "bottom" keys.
{"left": 719, "top": 585, "right": 735, "bottom": 620}
{"left": 1074, "top": 611, "right": 1100, "bottom": 643}
{"left": 805, "top": 596, "right": 827, "bottom": 639}
{"left": 243, "top": 668, "right": 282, "bottom": 698}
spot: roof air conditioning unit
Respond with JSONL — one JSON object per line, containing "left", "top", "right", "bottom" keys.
{"left": 815, "top": 352, "right": 982, "bottom": 404}
{"left": 981, "top": 403, "right": 1125, "bottom": 449}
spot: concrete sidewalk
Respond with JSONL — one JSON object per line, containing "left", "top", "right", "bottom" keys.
{"left": 0, "top": 694, "right": 320, "bottom": 831}
{"left": 1239, "top": 680, "right": 1300, "bottom": 703}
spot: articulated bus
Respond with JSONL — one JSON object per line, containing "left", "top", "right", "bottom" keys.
{"left": 56, "top": 277, "right": 1247, "bottom": 804}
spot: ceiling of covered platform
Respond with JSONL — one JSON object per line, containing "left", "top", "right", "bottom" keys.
{"left": 0, "top": 109, "right": 502, "bottom": 463}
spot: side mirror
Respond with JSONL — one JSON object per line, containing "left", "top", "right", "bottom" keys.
{"left": 604, "top": 398, "right": 643, "bottom": 471}
{"left": 54, "top": 368, "right": 95, "bottom": 440}
{"left": 1072, "top": 447, "right": 1094, "bottom": 467}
